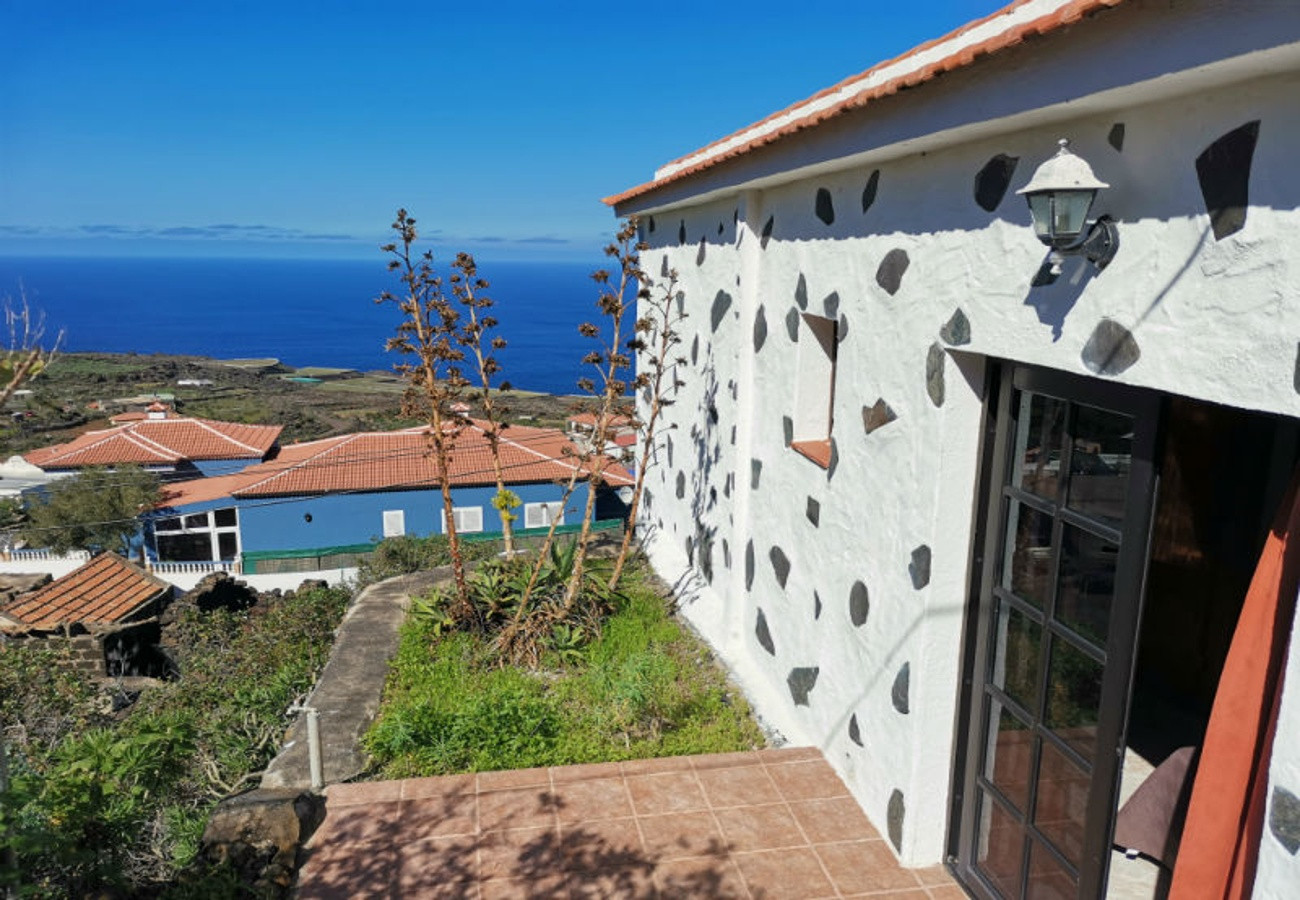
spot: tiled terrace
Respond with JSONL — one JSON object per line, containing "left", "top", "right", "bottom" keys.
{"left": 295, "top": 747, "right": 964, "bottom": 899}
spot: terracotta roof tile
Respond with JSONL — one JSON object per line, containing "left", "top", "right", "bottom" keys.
{"left": 25, "top": 417, "right": 282, "bottom": 469}
{"left": 0, "top": 552, "right": 170, "bottom": 632}
{"left": 604, "top": 0, "right": 1126, "bottom": 207}
{"left": 160, "top": 421, "right": 633, "bottom": 506}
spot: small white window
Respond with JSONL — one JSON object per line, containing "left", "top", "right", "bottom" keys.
{"left": 445, "top": 506, "right": 484, "bottom": 534}
{"left": 524, "top": 501, "right": 564, "bottom": 529}
{"left": 382, "top": 509, "right": 406, "bottom": 537}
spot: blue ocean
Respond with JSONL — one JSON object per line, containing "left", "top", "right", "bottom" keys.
{"left": 0, "top": 256, "right": 612, "bottom": 396}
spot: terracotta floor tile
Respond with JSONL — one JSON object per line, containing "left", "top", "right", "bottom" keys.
{"left": 324, "top": 778, "right": 402, "bottom": 806}
{"left": 479, "top": 873, "right": 569, "bottom": 899}
{"left": 550, "top": 776, "right": 634, "bottom": 823}
{"left": 479, "top": 786, "right": 561, "bottom": 832}
{"left": 690, "top": 750, "right": 764, "bottom": 770}
{"left": 479, "top": 825, "right": 563, "bottom": 881}
{"left": 765, "top": 759, "right": 850, "bottom": 802}
{"left": 557, "top": 817, "right": 645, "bottom": 872}
{"left": 816, "top": 839, "right": 920, "bottom": 894}
{"left": 403, "top": 773, "right": 475, "bottom": 800}
{"left": 732, "top": 847, "right": 838, "bottom": 899}
{"left": 842, "top": 890, "right": 931, "bottom": 899}
{"left": 309, "top": 802, "right": 404, "bottom": 846}
{"left": 397, "top": 834, "right": 479, "bottom": 884}
{"left": 927, "top": 884, "right": 972, "bottom": 898}
{"left": 789, "top": 795, "right": 881, "bottom": 844}
{"left": 478, "top": 766, "right": 551, "bottom": 793}
{"left": 295, "top": 841, "right": 398, "bottom": 897}
{"left": 913, "top": 864, "right": 958, "bottom": 887}
{"left": 549, "top": 761, "right": 624, "bottom": 783}
{"left": 400, "top": 794, "right": 477, "bottom": 838}
{"left": 713, "top": 802, "right": 808, "bottom": 852}
{"left": 621, "top": 754, "right": 695, "bottom": 775}
{"left": 568, "top": 865, "right": 657, "bottom": 898}
{"left": 625, "top": 770, "right": 708, "bottom": 816}
{"left": 696, "top": 764, "right": 781, "bottom": 808}
{"left": 638, "top": 810, "right": 728, "bottom": 861}
{"left": 653, "top": 855, "right": 750, "bottom": 898}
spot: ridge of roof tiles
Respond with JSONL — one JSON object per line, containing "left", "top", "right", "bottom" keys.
{"left": 603, "top": 0, "right": 1126, "bottom": 207}
{"left": 24, "top": 417, "right": 283, "bottom": 469}
{"left": 0, "top": 552, "right": 170, "bottom": 632}
{"left": 160, "top": 420, "right": 632, "bottom": 507}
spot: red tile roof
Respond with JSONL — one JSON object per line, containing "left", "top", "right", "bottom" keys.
{"left": 604, "top": 0, "right": 1126, "bottom": 207}
{"left": 160, "top": 421, "right": 633, "bottom": 507}
{"left": 0, "top": 552, "right": 170, "bottom": 632}
{"left": 25, "top": 417, "right": 282, "bottom": 469}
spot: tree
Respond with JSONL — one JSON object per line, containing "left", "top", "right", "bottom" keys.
{"left": 0, "top": 292, "right": 59, "bottom": 408}
{"left": 20, "top": 466, "right": 161, "bottom": 556}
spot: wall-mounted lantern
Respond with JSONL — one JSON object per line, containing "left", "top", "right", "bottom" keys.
{"left": 1016, "top": 139, "right": 1118, "bottom": 275}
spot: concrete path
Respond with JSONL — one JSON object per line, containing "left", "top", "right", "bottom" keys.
{"left": 293, "top": 747, "right": 963, "bottom": 899}
{"left": 262, "top": 569, "right": 448, "bottom": 790}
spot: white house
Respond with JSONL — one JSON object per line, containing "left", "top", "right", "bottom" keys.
{"left": 608, "top": 1, "right": 1300, "bottom": 897}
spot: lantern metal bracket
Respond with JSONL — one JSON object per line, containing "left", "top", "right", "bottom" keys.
{"left": 1047, "top": 215, "right": 1119, "bottom": 275}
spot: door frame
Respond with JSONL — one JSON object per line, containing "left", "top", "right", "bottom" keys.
{"left": 948, "top": 361, "right": 1163, "bottom": 898}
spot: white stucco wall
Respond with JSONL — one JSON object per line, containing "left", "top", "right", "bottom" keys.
{"left": 620, "top": 40, "right": 1300, "bottom": 878}
{"left": 1256, "top": 591, "right": 1300, "bottom": 898}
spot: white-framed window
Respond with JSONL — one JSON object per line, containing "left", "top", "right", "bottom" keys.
{"left": 791, "top": 313, "right": 837, "bottom": 468}
{"left": 382, "top": 509, "right": 406, "bottom": 538}
{"left": 524, "top": 501, "right": 564, "bottom": 529}
{"left": 154, "top": 507, "right": 240, "bottom": 562}
{"left": 445, "top": 506, "right": 484, "bottom": 534}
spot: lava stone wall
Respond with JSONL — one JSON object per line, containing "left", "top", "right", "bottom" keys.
{"left": 629, "top": 68, "right": 1300, "bottom": 871}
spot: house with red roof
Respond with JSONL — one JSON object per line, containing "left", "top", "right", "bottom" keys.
{"left": 0, "top": 551, "right": 172, "bottom": 677}
{"left": 24, "top": 404, "right": 281, "bottom": 480}
{"left": 607, "top": 0, "right": 1300, "bottom": 896}
{"left": 146, "top": 420, "right": 632, "bottom": 570}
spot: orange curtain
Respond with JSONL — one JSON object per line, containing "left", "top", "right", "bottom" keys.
{"left": 1169, "top": 470, "right": 1300, "bottom": 899}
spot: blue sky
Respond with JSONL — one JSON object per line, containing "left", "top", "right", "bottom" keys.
{"left": 1, "top": 1, "right": 1001, "bottom": 262}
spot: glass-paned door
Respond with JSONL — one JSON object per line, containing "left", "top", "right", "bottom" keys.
{"left": 955, "top": 365, "right": 1160, "bottom": 899}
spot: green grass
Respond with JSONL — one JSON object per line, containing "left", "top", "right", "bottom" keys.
{"left": 363, "top": 567, "right": 764, "bottom": 778}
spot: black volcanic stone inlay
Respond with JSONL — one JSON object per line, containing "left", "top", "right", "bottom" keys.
{"left": 666, "top": 435, "right": 674, "bottom": 467}
{"left": 722, "top": 477, "right": 731, "bottom": 499}
{"left": 710, "top": 290, "right": 733, "bottom": 333}
{"left": 1270, "top": 786, "right": 1300, "bottom": 854}
{"left": 785, "top": 307, "right": 800, "bottom": 342}
{"left": 892, "top": 663, "right": 910, "bottom": 714}
{"left": 974, "top": 153, "right": 1019, "bottom": 212}
{"left": 753, "top": 306, "right": 768, "bottom": 352}
{"left": 770, "top": 546, "right": 791, "bottom": 589}
{"left": 660, "top": 256, "right": 670, "bottom": 278}
{"left": 722, "top": 539, "right": 731, "bottom": 569}
{"left": 806, "top": 497, "right": 820, "bottom": 527}
{"left": 678, "top": 220, "right": 687, "bottom": 245}
{"left": 751, "top": 458, "right": 762, "bottom": 490}
{"left": 1082, "top": 319, "right": 1140, "bottom": 376}
{"left": 849, "top": 713, "right": 863, "bottom": 746}
{"left": 876, "top": 248, "right": 910, "bottom": 295}
{"left": 815, "top": 187, "right": 835, "bottom": 225}
{"left": 926, "top": 343, "right": 946, "bottom": 407}
{"left": 782, "top": 416, "right": 793, "bottom": 447}
{"left": 685, "top": 535, "right": 694, "bottom": 564}
{"left": 1196, "top": 120, "right": 1261, "bottom": 241}
{"left": 940, "top": 308, "right": 971, "bottom": 346}
{"left": 909, "top": 545, "right": 932, "bottom": 590}
{"left": 675, "top": 471, "right": 685, "bottom": 500}
{"left": 849, "top": 581, "right": 869, "bottom": 627}
{"left": 823, "top": 292, "right": 840, "bottom": 320}
{"left": 696, "top": 237, "right": 707, "bottom": 266}
{"left": 745, "top": 540, "right": 755, "bottom": 590}
{"left": 863, "top": 399, "right": 897, "bottom": 434}
{"left": 761, "top": 215, "right": 774, "bottom": 248}
{"left": 708, "top": 404, "right": 719, "bottom": 424}
{"left": 813, "top": 590, "right": 822, "bottom": 620}
{"left": 730, "top": 425, "right": 736, "bottom": 446}
{"left": 887, "top": 790, "right": 905, "bottom": 852}
{"left": 827, "top": 438, "right": 839, "bottom": 481}
{"left": 690, "top": 334, "right": 699, "bottom": 365}
{"left": 787, "top": 667, "right": 819, "bottom": 706}
{"left": 755, "top": 609, "right": 775, "bottom": 656}
{"left": 648, "top": 216, "right": 656, "bottom": 233}
{"left": 837, "top": 313, "right": 849, "bottom": 343}
{"left": 1108, "top": 122, "right": 1125, "bottom": 152}
{"left": 717, "top": 221, "right": 724, "bottom": 235}
{"left": 795, "top": 273, "right": 809, "bottom": 310}
{"left": 862, "top": 169, "right": 880, "bottom": 213}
